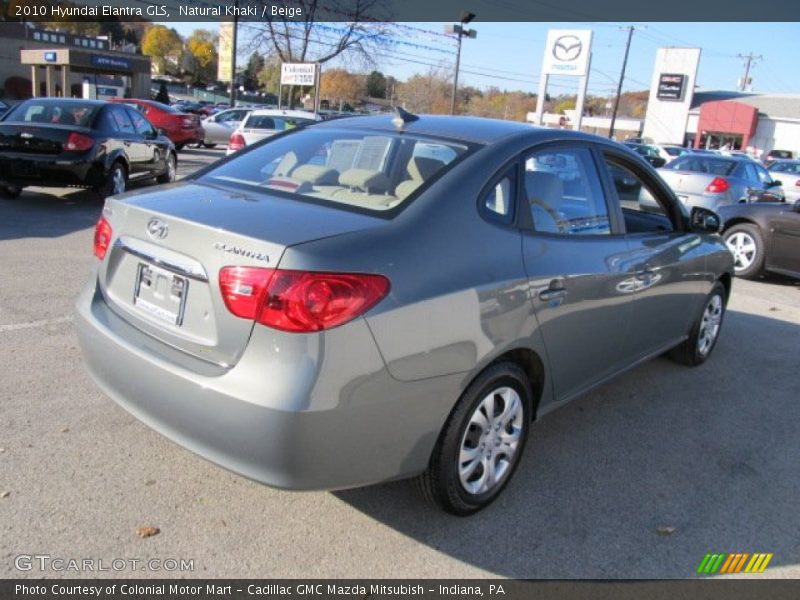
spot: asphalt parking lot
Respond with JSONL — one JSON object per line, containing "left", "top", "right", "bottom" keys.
{"left": 1, "top": 146, "right": 799, "bottom": 579}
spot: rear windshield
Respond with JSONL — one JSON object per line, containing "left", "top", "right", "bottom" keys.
{"left": 666, "top": 155, "right": 737, "bottom": 176}
{"left": 769, "top": 161, "right": 800, "bottom": 174}
{"left": 243, "top": 114, "right": 316, "bottom": 130}
{"left": 198, "top": 127, "right": 472, "bottom": 213}
{"left": 4, "top": 101, "right": 99, "bottom": 127}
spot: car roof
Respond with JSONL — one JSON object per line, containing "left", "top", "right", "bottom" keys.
{"left": 248, "top": 109, "right": 319, "bottom": 119}
{"left": 311, "top": 114, "right": 619, "bottom": 145}
{"left": 21, "top": 97, "right": 107, "bottom": 107}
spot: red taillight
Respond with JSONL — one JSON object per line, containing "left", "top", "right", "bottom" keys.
{"left": 219, "top": 267, "right": 390, "bottom": 333}
{"left": 93, "top": 216, "right": 112, "bottom": 260}
{"left": 65, "top": 132, "right": 94, "bottom": 152}
{"left": 705, "top": 177, "right": 730, "bottom": 193}
{"left": 794, "top": 179, "right": 800, "bottom": 187}
{"left": 229, "top": 132, "right": 246, "bottom": 152}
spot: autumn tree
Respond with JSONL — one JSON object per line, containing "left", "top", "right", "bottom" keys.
{"left": 185, "top": 29, "right": 218, "bottom": 84}
{"left": 397, "top": 69, "right": 451, "bottom": 114}
{"left": 142, "top": 26, "right": 183, "bottom": 76}
{"left": 320, "top": 69, "right": 363, "bottom": 111}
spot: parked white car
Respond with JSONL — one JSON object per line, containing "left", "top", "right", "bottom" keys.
{"left": 227, "top": 109, "right": 322, "bottom": 155}
{"left": 201, "top": 108, "right": 252, "bottom": 148}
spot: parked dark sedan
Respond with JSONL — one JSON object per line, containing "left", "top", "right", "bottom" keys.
{"left": 0, "top": 98, "right": 177, "bottom": 199}
{"left": 719, "top": 200, "right": 800, "bottom": 279}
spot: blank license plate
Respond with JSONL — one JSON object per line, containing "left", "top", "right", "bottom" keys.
{"left": 134, "top": 263, "right": 188, "bottom": 326}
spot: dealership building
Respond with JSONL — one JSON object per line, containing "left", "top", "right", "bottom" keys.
{"left": 642, "top": 47, "right": 800, "bottom": 156}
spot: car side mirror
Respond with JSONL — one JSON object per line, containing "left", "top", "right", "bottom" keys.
{"left": 690, "top": 206, "right": 721, "bottom": 233}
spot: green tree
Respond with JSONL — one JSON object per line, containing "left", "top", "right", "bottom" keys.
{"left": 244, "top": 52, "right": 265, "bottom": 91}
{"left": 257, "top": 58, "right": 281, "bottom": 96}
{"left": 366, "top": 70, "right": 387, "bottom": 98}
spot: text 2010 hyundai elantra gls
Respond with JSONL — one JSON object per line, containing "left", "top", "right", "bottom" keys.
{"left": 76, "top": 113, "right": 734, "bottom": 515}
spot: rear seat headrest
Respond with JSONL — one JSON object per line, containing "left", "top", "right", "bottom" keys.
{"left": 291, "top": 164, "right": 339, "bottom": 185}
{"left": 339, "top": 168, "right": 391, "bottom": 194}
{"left": 408, "top": 157, "right": 445, "bottom": 181}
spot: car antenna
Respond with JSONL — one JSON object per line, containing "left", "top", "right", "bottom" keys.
{"left": 392, "top": 106, "right": 419, "bottom": 129}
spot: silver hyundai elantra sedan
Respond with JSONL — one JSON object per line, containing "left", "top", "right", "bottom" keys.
{"left": 76, "top": 113, "right": 733, "bottom": 515}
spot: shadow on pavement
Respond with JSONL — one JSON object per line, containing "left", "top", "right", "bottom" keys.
{"left": 335, "top": 310, "right": 800, "bottom": 578}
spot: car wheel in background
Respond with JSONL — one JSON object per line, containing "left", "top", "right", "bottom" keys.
{"left": 723, "top": 223, "right": 764, "bottom": 279}
{"left": 0, "top": 185, "right": 23, "bottom": 199}
{"left": 668, "top": 282, "right": 727, "bottom": 367}
{"left": 95, "top": 162, "right": 127, "bottom": 199}
{"left": 156, "top": 153, "right": 177, "bottom": 184}
{"left": 175, "top": 143, "right": 185, "bottom": 151}
{"left": 203, "top": 143, "right": 217, "bottom": 149}
{"left": 418, "top": 362, "right": 532, "bottom": 516}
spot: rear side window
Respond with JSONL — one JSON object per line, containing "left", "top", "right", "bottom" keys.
{"left": 128, "top": 109, "right": 155, "bottom": 137}
{"left": 108, "top": 106, "right": 135, "bottom": 134}
{"left": 522, "top": 147, "right": 610, "bottom": 235}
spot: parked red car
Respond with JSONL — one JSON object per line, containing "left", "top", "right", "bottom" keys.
{"left": 110, "top": 98, "right": 202, "bottom": 150}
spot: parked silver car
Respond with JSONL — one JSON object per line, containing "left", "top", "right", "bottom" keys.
{"left": 75, "top": 114, "right": 733, "bottom": 514}
{"left": 200, "top": 108, "right": 251, "bottom": 148}
{"left": 649, "top": 154, "right": 784, "bottom": 213}
{"left": 767, "top": 160, "right": 800, "bottom": 203}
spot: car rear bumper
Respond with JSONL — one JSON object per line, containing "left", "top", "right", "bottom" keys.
{"left": 0, "top": 156, "right": 98, "bottom": 187}
{"left": 74, "top": 280, "right": 459, "bottom": 491}
{"left": 167, "top": 127, "right": 203, "bottom": 145}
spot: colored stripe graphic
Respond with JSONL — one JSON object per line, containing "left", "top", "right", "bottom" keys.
{"left": 699, "top": 552, "right": 773, "bottom": 574}
{"left": 744, "top": 553, "right": 774, "bottom": 573}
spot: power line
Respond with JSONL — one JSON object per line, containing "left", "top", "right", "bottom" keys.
{"left": 737, "top": 52, "right": 762, "bottom": 91}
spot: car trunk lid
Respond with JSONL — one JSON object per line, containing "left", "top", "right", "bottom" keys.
{"left": 657, "top": 168, "right": 717, "bottom": 195}
{"left": 0, "top": 123, "right": 89, "bottom": 155}
{"left": 98, "top": 181, "right": 385, "bottom": 367}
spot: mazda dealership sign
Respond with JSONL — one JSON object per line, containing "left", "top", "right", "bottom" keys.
{"left": 542, "top": 30, "right": 593, "bottom": 77}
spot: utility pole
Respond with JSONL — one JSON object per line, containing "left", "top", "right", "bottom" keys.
{"left": 446, "top": 12, "right": 477, "bottom": 115}
{"left": 229, "top": 0, "right": 239, "bottom": 107}
{"left": 609, "top": 25, "right": 636, "bottom": 140}
{"left": 737, "top": 53, "right": 762, "bottom": 91}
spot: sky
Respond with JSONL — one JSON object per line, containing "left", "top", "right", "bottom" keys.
{"left": 171, "top": 21, "right": 800, "bottom": 97}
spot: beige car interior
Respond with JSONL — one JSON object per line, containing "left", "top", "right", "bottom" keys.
{"left": 263, "top": 137, "right": 448, "bottom": 210}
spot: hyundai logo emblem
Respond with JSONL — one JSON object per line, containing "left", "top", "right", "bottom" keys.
{"left": 552, "top": 35, "right": 583, "bottom": 62}
{"left": 147, "top": 218, "right": 169, "bottom": 240}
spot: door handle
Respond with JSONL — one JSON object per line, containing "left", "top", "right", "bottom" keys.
{"left": 635, "top": 264, "right": 656, "bottom": 281}
{"left": 538, "top": 278, "right": 567, "bottom": 301}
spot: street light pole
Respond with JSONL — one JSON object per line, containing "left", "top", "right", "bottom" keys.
{"left": 446, "top": 12, "right": 476, "bottom": 116}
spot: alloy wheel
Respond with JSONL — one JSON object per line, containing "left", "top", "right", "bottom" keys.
{"left": 697, "top": 294, "right": 723, "bottom": 356}
{"left": 725, "top": 231, "right": 756, "bottom": 272}
{"left": 458, "top": 386, "right": 524, "bottom": 495}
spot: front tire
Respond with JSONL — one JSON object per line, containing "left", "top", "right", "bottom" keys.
{"left": 0, "top": 185, "right": 23, "bottom": 199}
{"left": 723, "top": 223, "right": 764, "bottom": 279}
{"left": 668, "top": 282, "right": 727, "bottom": 367}
{"left": 418, "top": 362, "right": 532, "bottom": 516}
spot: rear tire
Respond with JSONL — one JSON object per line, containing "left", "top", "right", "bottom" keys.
{"left": 668, "top": 282, "right": 727, "bottom": 367}
{"left": 175, "top": 143, "right": 185, "bottom": 151}
{"left": 723, "top": 223, "right": 764, "bottom": 279}
{"left": 417, "top": 362, "right": 532, "bottom": 516}
{"left": 95, "top": 162, "right": 127, "bottom": 200}
{"left": 0, "top": 185, "right": 23, "bottom": 199}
